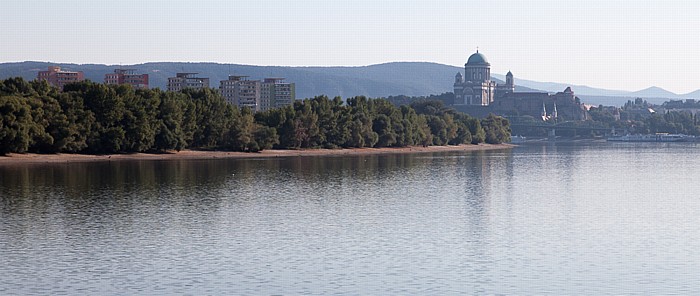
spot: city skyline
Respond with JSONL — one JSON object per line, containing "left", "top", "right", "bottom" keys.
{"left": 2, "top": 0, "right": 699, "bottom": 94}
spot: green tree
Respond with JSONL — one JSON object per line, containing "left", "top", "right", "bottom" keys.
{"left": 481, "top": 114, "right": 511, "bottom": 144}
{"left": 121, "top": 86, "right": 158, "bottom": 152}
{"left": 55, "top": 92, "right": 94, "bottom": 152}
{"left": 63, "top": 82, "right": 128, "bottom": 153}
{"left": 186, "top": 88, "right": 233, "bottom": 149}
{"left": 253, "top": 125, "right": 279, "bottom": 151}
{"left": 153, "top": 91, "right": 188, "bottom": 151}
{"left": 0, "top": 95, "right": 35, "bottom": 155}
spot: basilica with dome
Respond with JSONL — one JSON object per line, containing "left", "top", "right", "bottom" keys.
{"left": 453, "top": 51, "right": 589, "bottom": 121}
{"left": 453, "top": 50, "right": 514, "bottom": 106}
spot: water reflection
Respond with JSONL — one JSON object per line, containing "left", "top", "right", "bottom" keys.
{"left": 2, "top": 144, "right": 700, "bottom": 294}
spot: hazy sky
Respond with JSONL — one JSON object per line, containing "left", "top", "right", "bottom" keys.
{"left": 2, "top": 0, "right": 699, "bottom": 93}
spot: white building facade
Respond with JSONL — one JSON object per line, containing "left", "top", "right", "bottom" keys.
{"left": 220, "top": 76, "right": 261, "bottom": 109}
{"left": 167, "top": 73, "right": 210, "bottom": 92}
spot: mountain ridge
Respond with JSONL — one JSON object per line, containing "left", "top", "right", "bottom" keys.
{"left": 1, "top": 61, "right": 698, "bottom": 106}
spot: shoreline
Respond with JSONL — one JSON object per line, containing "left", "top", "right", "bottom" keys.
{"left": 0, "top": 144, "right": 513, "bottom": 165}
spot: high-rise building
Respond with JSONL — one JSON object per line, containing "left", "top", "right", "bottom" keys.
{"left": 104, "top": 69, "right": 149, "bottom": 89}
{"left": 37, "top": 66, "right": 85, "bottom": 89}
{"left": 167, "top": 73, "right": 210, "bottom": 92}
{"left": 219, "top": 76, "right": 261, "bottom": 109}
{"left": 260, "top": 78, "right": 295, "bottom": 111}
{"left": 219, "top": 76, "right": 295, "bottom": 112}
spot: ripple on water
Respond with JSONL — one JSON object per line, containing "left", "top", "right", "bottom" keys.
{"left": 2, "top": 145, "right": 700, "bottom": 294}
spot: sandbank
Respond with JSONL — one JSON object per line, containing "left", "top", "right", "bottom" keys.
{"left": 0, "top": 144, "right": 513, "bottom": 165}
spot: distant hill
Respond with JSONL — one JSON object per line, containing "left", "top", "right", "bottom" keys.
{"left": 628, "top": 86, "right": 680, "bottom": 99}
{"left": 0, "top": 61, "right": 541, "bottom": 99}
{"left": 683, "top": 89, "right": 700, "bottom": 98}
{"left": 1, "top": 61, "right": 698, "bottom": 105}
{"left": 491, "top": 74, "right": 631, "bottom": 97}
{"left": 575, "top": 95, "right": 671, "bottom": 107}
{"left": 577, "top": 87, "right": 697, "bottom": 107}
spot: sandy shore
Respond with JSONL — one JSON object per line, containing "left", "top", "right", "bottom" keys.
{"left": 0, "top": 144, "right": 513, "bottom": 165}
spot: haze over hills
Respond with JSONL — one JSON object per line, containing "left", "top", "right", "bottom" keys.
{"left": 1, "top": 61, "right": 698, "bottom": 107}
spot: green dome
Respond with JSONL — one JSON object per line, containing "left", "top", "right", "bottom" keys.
{"left": 467, "top": 52, "right": 489, "bottom": 65}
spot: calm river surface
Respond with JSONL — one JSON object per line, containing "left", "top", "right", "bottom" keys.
{"left": 2, "top": 142, "right": 700, "bottom": 295}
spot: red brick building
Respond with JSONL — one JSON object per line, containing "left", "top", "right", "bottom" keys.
{"left": 104, "top": 69, "right": 149, "bottom": 89}
{"left": 37, "top": 66, "right": 85, "bottom": 89}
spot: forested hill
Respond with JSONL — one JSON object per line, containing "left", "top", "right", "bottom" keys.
{"left": 0, "top": 61, "right": 537, "bottom": 99}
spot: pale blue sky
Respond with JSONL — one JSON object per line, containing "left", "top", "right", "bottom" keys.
{"left": 2, "top": 0, "right": 699, "bottom": 93}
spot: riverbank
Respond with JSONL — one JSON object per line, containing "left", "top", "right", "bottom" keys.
{"left": 0, "top": 144, "right": 513, "bottom": 165}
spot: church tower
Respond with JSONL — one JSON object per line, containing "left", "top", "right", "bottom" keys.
{"left": 506, "top": 71, "right": 514, "bottom": 90}
{"left": 495, "top": 70, "right": 515, "bottom": 97}
{"left": 541, "top": 101, "right": 548, "bottom": 121}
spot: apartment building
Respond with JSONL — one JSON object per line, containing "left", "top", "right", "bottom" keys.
{"left": 260, "top": 78, "right": 295, "bottom": 111}
{"left": 220, "top": 76, "right": 295, "bottom": 111}
{"left": 167, "top": 73, "right": 210, "bottom": 92}
{"left": 219, "top": 76, "right": 261, "bottom": 110}
{"left": 36, "top": 66, "right": 85, "bottom": 89}
{"left": 104, "top": 69, "right": 149, "bottom": 89}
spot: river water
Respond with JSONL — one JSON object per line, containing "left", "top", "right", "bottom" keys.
{"left": 1, "top": 142, "right": 700, "bottom": 295}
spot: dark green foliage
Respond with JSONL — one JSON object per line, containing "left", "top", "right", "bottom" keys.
{"left": 578, "top": 101, "right": 700, "bottom": 137}
{"left": 386, "top": 92, "right": 455, "bottom": 107}
{"left": 224, "top": 107, "right": 277, "bottom": 152}
{"left": 449, "top": 113, "right": 474, "bottom": 145}
{"left": 0, "top": 77, "right": 502, "bottom": 155}
{"left": 481, "top": 114, "right": 511, "bottom": 144}
{"left": 253, "top": 95, "right": 491, "bottom": 149}
{"left": 0, "top": 95, "right": 35, "bottom": 155}
{"left": 588, "top": 105, "right": 618, "bottom": 124}
{"left": 153, "top": 91, "right": 187, "bottom": 151}
{"left": 253, "top": 125, "right": 279, "bottom": 151}
{"left": 187, "top": 88, "right": 234, "bottom": 149}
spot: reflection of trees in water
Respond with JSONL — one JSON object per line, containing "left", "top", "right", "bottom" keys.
{"left": 231, "top": 154, "right": 429, "bottom": 203}
{"left": 0, "top": 160, "right": 243, "bottom": 229}
{"left": 0, "top": 155, "right": 427, "bottom": 211}
{"left": 0, "top": 160, "right": 234, "bottom": 195}
{"left": 0, "top": 152, "right": 511, "bottom": 231}
{"left": 280, "top": 154, "right": 423, "bottom": 181}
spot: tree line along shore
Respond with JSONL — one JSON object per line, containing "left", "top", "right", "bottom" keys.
{"left": 0, "top": 77, "right": 511, "bottom": 156}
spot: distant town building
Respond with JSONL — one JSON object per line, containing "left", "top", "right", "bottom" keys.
{"left": 453, "top": 51, "right": 588, "bottom": 121}
{"left": 219, "top": 76, "right": 295, "bottom": 111}
{"left": 37, "top": 66, "right": 85, "bottom": 89}
{"left": 167, "top": 73, "right": 209, "bottom": 92}
{"left": 104, "top": 69, "right": 149, "bottom": 89}
{"left": 260, "top": 78, "right": 295, "bottom": 111}
{"left": 220, "top": 76, "right": 261, "bottom": 109}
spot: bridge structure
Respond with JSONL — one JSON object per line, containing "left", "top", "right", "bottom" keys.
{"left": 509, "top": 121, "right": 613, "bottom": 138}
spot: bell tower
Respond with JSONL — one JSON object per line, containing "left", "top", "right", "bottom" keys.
{"left": 505, "top": 70, "right": 515, "bottom": 92}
